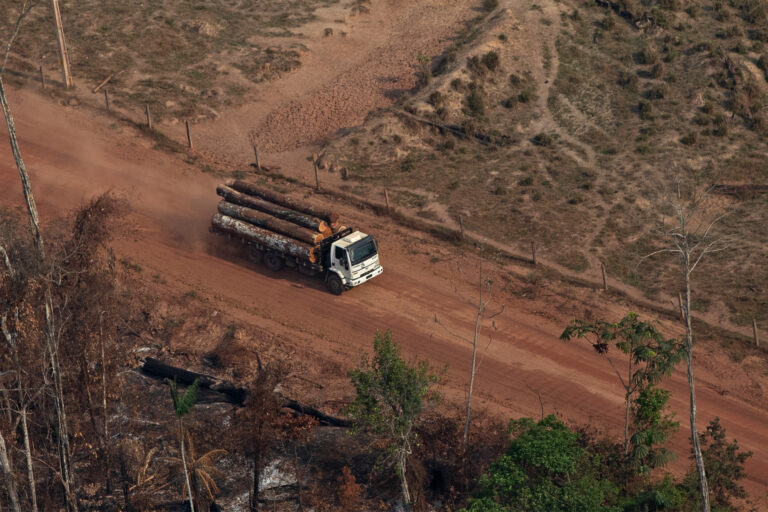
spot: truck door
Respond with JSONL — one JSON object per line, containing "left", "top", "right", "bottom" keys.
{"left": 333, "top": 247, "right": 349, "bottom": 274}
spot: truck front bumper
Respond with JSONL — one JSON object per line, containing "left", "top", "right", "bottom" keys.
{"left": 347, "top": 265, "right": 383, "bottom": 287}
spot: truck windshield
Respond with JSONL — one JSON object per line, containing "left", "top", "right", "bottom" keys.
{"left": 349, "top": 237, "right": 377, "bottom": 265}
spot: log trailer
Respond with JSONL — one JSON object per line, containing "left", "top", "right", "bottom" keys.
{"left": 210, "top": 180, "right": 383, "bottom": 295}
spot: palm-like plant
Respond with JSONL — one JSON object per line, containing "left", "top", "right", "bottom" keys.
{"left": 169, "top": 431, "right": 226, "bottom": 510}
{"left": 167, "top": 378, "right": 200, "bottom": 512}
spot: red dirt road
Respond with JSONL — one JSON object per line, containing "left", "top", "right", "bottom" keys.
{"left": 2, "top": 87, "right": 767, "bottom": 503}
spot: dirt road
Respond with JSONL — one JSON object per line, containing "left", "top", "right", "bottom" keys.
{"left": 2, "top": 85, "right": 767, "bottom": 502}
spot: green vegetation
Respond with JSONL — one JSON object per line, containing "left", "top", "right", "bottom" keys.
{"left": 347, "top": 331, "right": 440, "bottom": 509}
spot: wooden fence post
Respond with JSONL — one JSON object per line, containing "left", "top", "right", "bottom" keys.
{"left": 313, "top": 161, "right": 320, "bottom": 190}
{"left": 145, "top": 105, "right": 152, "bottom": 130}
{"left": 600, "top": 262, "right": 607, "bottom": 292}
{"left": 104, "top": 90, "right": 109, "bottom": 112}
{"left": 531, "top": 241, "right": 536, "bottom": 266}
{"left": 753, "top": 318, "right": 760, "bottom": 347}
{"left": 39, "top": 65, "right": 46, "bottom": 90}
{"left": 384, "top": 189, "right": 391, "bottom": 213}
{"left": 185, "top": 120, "right": 193, "bottom": 149}
{"left": 254, "top": 146, "right": 262, "bottom": 171}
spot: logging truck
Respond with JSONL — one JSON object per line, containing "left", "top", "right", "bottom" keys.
{"left": 210, "top": 180, "right": 383, "bottom": 295}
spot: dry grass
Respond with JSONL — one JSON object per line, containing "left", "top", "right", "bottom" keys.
{"left": 325, "top": 0, "right": 768, "bottom": 327}
{"left": 5, "top": 0, "right": 337, "bottom": 121}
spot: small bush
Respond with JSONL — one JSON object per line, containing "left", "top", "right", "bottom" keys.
{"left": 428, "top": 91, "right": 446, "bottom": 107}
{"left": 482, "top": 50, "right": 500, "bottom": 71}
{"left": 650, "top": 61, "right": 665, "bottom": 78}
{"left": 509, "top": 73, "right": 523, "bottom": 86}
{"left": 532, "top": 132, "right": 553, "bottom": 146}
{"left": 502, "top": 96, "right": 518, "bottom": 108}
{"left": 618, "top": 70, "right": 639, "bottom": 91}
{"left": 602, "top": 11, "right": 616, "bottom": 30}
{"left": 466, "top": 90, "right": 485, "bottom": 116}
{"left": 518, "top": 87, "right": 537, "bottom": 103}
{"left": 680, "top": 131, "right": 698, "bottom": 144}
{"left": 647, "top": 83, "right": 669, "bottom": 99}
{"left": 640, "top": 45, "right": 660, "bottom": 65}
{"left": 518, "top": 176, "right": 534, "bottom": 186}
{"left": 483, "top": 0, "right": 499, "bottom": 12}
{"left": 638, "top": 100, "right": 653, "bottom": 119}
{"left": 492, "top": 185, "right": 507, "bottom": 195}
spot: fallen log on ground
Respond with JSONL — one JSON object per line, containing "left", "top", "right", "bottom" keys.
{"left": 218, "top": 201, "right": 326, "bottom": 245}
{"left": 712, "top": 184, "right": 768, "bottom": 197}
{"left": 141, "top": 358, "right": 246, "bottom": 404}
{"left": 217, "top": 185, "right": 330, "bottom": 234}
{"left": 282, "top": 399, "right": 353, "bottom": 428}
{"left": 228, "top": 179, "right": 340, "bottom": 227}
{"left": 212, "top": 213, "right": 318, "bottom": 263}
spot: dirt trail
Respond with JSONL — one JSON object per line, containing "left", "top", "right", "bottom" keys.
{"left": 160, "top": 0, "right": 476, "bottom": 164}
{"left": 2, "top": 86, "right": 767, "bottom": 502}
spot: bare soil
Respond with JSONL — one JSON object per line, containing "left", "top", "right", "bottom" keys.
{"left": 1, "top": 85, "right": 767, "bottom": 506}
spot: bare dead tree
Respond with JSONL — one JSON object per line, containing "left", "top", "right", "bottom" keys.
{"left": 435, "top": 261, "right": 504, "bottom": 448}
{"left": 1, "top": 4, "right": 77, "bottom": 510}
{"left": 638, "top": 176, "right": 731, "bottom": 512}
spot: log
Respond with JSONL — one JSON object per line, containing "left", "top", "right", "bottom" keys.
{"left": 218, "top": 201, "right": 326, "bottom": 245}
{"left": 92, "top": 70, "right": 122, "bottom": 94}
{"left": 212, "top": 213, "right": 317, "bottom": 263}
{"left": 282, "top": 400, "right": 353, "bottom": 428}
{"left": 228, "top": 180, "right": 339, "bottom": 226}
{"left": 141, "top": 358, "right": 246, "bottom": 404}
{"left": 712, "top": 184, "right": 768, "bottom": 197}
{"left": 217, "top": 185, "right": 331, "bottom": 234}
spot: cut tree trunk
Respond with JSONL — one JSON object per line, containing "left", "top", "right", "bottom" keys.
{"left": 212, "top": 214, "right": 318, "bottom": 263}
{"left": 141, "top": 358, "right": 247, "bottom": 404}
{"left": 282, "top": 400, "right": 353, "bottom": 427}
{"left": 218, "top": 201, "right": 325, "bottom": 245}
{"left": 228, "top": 180, "right": 339, "bottom": 226}
{"left": 216, "top": 185, "right": 330, "bottom": 234}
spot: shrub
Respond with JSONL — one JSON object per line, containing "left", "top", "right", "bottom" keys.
{"left": 518, "top": 176, "right": 534, "bottom": 186}
{"left": 532, "top": 132, "right": 553, "bottom": 146}
{"left": 638, "top": 100, "right": 653, "bottom": 119}
{"left": 482, "top": 50, "right": 500, "bottom": 71}
{"left": 483, "top": 0, "right": 499, "bottom": 12}
{"left": 428, "top": 91, "right": 445, "bottom": 107}
{"left": 518, "top": 87, "right": 537, "bottom": 103}
{"left": 509, "top": 72, "right": 523, "bottom": 86}
{"left": 618, "top": 70, "right": 639, "bottom": 91}
{"left": 680, "top": 131, "right": 698, "bottom": 144}
{"left": 502, "top": 96, "right": 518, "bottom": 108}
{"left": 466, "top": 90, "right": 485, "bottom": 116}
{"left": 647, "top": 83, "right": 668, "bottom": 99}
{"left": 640, "top": 45, "right": 660, "bottom": 65}
{"left": 650, "top": 61, "right": 665, "bottom": 78}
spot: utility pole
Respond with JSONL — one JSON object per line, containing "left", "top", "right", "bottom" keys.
{"left": 51, "top": 0, "right": 73, "bottom": 88}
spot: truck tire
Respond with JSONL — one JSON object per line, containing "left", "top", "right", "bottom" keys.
{"left": 247, "top": 246, "right": 264, "bottom": 264}
{"left": 326, "top": 274, "right": 344, "bottom": 295}
{"left": 264, "top": 252, "right": 284, "bottom": 271}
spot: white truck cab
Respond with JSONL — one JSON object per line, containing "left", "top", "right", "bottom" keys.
{"left": 325, "top": 231, "right": 383, "bottom": 294}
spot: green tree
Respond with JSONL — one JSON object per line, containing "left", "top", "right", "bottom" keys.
{"left": 347, "top": 330, "right": 439, "bottom": 510}
{"left": 167, "top": 378, "right": 200, "bottom": 512}
{"left": 630, "top": 385, "right": 679, "bottom": 476}
{"left": 684, "top": 418, "right": 752, "bottom": 511}
{"left": 561, "top": 313, "right": 682, "bottom": 460}
{"left": 462, "top": 415, "right": 620, "bottom": 512}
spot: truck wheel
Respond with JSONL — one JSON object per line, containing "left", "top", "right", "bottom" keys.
{"left": 247, "top": 247, "right": 264, "bottom": 264}
{"left": 264, "top": 252, "right": 284, "bottom": 271}
{"left": 326, "top": 274, "right": 344, "bottom": 295}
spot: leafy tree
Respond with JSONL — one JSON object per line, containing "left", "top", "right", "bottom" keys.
{"left": 167, "top": 378, "right": 200, "bottom": 512}
{"left": 621, "top": 475, "right": 686, "bottom": 512}
{"left": 462, "top": 416, "right": 620, "bottom": 512}
{"left": 347, "top": 330, "right": 439, "bottom": 510}
{"left": 630, "top": 385, "right": 679, "bottom": 476}
{"left": 561, "top": 313, "right": 682, "bottom": 460}
{"left": 684, "top": 418, "right": 752, "bottom": 511}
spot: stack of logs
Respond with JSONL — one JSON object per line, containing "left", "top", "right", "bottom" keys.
{"left": 211, "top": 180, "right": 342, "bottom": 263}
